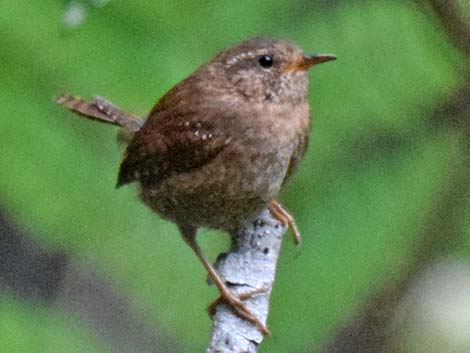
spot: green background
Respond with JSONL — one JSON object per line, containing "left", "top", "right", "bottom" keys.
{"left": 1, "top": 0, "right": 469, "bottom": 352}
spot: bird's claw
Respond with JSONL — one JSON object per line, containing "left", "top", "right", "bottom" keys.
{"left": 208, "top": 287, "right": 271, "bottom": 335}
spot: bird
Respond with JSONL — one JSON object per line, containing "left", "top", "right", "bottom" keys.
{"left": 57, "top": 37, "right": 335, "bottom": 334}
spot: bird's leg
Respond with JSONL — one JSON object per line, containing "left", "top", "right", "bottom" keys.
{"left": 269, "top": 200, "right": 302, "bottom": 245}
{"left": 178, "top": 225, "right": 270, "bottom": 335}
{"left": 207, "top": 287, "right": 267, "bottom": 317}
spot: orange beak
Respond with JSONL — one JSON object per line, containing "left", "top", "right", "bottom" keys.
{"left": 285, "top": 53, "right": 337, "bottom": 72}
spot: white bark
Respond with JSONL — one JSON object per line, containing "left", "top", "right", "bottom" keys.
{"left": 207, "top": 209, "right": 287, "bottom": 353}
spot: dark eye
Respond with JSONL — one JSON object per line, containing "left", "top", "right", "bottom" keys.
{"left": 258, "top": 55, "right": 273, "bottom": 68}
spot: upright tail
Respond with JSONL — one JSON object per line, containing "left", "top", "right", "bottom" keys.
{"left": 56, "top": 95, "right": 145, "bottom": 141}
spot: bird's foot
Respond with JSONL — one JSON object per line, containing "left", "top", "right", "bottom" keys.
{"left": 208, "top": 287, "right": 270, "bottom": 335}
{"left": 269, "top": 200, "right": 301, "bottom": 245}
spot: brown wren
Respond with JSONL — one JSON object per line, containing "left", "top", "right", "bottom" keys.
{"left": 57, "top": 37, "right": 336, "bottom": 335}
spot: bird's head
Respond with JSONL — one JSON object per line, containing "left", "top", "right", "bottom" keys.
{"left": 209, "top": 37, "right": 336, "bottom": 104}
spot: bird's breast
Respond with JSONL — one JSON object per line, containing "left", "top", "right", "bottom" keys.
{"left": 139, "top": 98, "right": 310, "bottom": 231}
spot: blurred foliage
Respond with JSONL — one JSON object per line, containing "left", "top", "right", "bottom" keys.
{"left": 0, "top": 295, "right": 104, "bottom": 353}
{"left": 0, "top": 0, "right": 469, "bottom": 352}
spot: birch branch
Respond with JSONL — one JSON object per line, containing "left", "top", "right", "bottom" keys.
{"left": 207, "top": 209, "right": 287, "bottom": 353}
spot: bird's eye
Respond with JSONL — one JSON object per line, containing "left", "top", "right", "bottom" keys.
{"left": 258, "top": 55, "right": 273, "bottom": 68}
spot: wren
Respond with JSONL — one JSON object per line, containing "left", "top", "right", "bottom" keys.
{"left": 57, "top": 37, "right": 336, "bottom": 334}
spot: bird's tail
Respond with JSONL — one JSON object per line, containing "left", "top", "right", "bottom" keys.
{"left": 56, "top": 94, "right": 145, "bottom": 142}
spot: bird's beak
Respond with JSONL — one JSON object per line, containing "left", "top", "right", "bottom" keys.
{"left": 285, "top": 54, "right": 337, "bottom": 72}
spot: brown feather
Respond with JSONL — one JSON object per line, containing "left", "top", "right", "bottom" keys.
{"left": 117, "top": 81, "right": 228, "bottom": 188}
{"left": 57, "top": 94, "right": 145, "bottom": 131}
{"left": 57, "top": 94, "right": 116, "bottom": 124}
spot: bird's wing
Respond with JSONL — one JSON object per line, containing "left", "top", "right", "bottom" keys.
{"left": 117, "top": 100, "right": 228, "bottom": 187}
